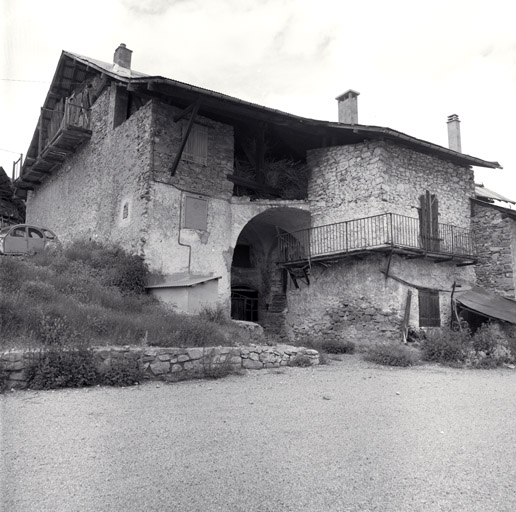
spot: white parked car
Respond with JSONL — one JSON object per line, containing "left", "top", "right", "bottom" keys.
{"left": 0, "top": 224, "right": 59, "bottom": 254}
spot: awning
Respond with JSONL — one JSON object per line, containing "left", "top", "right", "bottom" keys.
{"left": 454, "top": 285, "right": 516, "bottom": 324}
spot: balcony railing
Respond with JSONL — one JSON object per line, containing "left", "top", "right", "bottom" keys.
{"left": 44, "top": 99, "right": 91, "bottom": 150}
{"left": 277, "top": 213, "right": 475, "bottom": 264}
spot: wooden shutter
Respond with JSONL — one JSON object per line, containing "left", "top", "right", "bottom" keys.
{"left": 183, "top": 124, "right": 208, "bottom": 165}
{"left": 418, "top": 289, "right": 441, "bottom": 327}
{"left": 419, "top": 191, "right": 440, "bottom": 251}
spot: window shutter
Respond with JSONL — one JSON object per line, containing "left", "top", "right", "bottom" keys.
{"left": 183, "top": 124, "right": 208, "bottom": 166}
{"left": 184, "top": 195, "right": 208, "bottom": 230}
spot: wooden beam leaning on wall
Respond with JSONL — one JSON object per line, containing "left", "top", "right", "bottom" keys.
{"left": 169, "top": 99, "right": 202, "bottom": 176}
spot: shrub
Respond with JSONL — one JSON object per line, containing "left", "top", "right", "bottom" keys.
{"left": 63, "top": 240, "right": 148, "bottom": 295}
{"left": 289, "top": 354, "right": 312, "bottom": 367}
{"left": 320, "top": 338, "right": 355, "bottom": 354}
{"left": 199, "top": 303, "right": 229, "bottom": 325}
{"left": 420, "top": 327, "right": 470, "bottom": 364}
{"left": 148, "top": 315, "right": 228, "bottom": 348}
{"left": 469, "top": 323, "right": 513, "bottom": 368}
{"left": 364, "top": 343, "right": 421, "bottom": 367}
{"left": 202, "top": 348, "right": 236, "bottom": 379}
{"left": 99, "top": 356, "right": 145, "bottom": 386}
{"left": 27, "top": 348, "right": 99, "bottom": 390}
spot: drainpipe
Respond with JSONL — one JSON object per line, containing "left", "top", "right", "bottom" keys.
{"left": 178, "top": 191, "right": 192, "bottom": 273}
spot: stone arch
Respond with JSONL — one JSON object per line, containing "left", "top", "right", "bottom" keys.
{"left": 230, "top": 206, "right": 311, "bottom": 333}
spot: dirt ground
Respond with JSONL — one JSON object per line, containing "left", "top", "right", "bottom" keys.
{"left": 1, "top": 355, "right": 516, "bottom": 512}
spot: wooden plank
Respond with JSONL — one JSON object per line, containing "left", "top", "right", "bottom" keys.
{"left": 169, "top": 100, "right": 201, "bottom": 176}
{"left": 256, "top": 122, "right": 265, "bottom": 184}
{"left": 226, "top": 174, "right": 281, "bottom": 195}
{"left": 401, "top": 289, "right": 412, "bottom": 343}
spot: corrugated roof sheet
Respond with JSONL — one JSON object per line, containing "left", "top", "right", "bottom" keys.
{"left": 455, "top": 285, "right": 516, "bottom": 324}
{"left": 475, "top": 185, "right": 516, "bottom": 205}
{"left": 65, "top": 51, "right": 149, "bottom": 79}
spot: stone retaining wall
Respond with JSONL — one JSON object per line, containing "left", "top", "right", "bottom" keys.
{"left": 0, "top": 345, "right": 319, "bottom": 390}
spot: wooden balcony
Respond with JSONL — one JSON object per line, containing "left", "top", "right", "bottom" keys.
{"left": 277, "top": 213, "right": 477, "bottom": 267}
{"left": 19, "top": 100, "right": 92, "bottom": 186}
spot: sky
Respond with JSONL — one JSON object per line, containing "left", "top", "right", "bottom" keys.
{"left": 1, "top": 0, "right": 515, "bottom": 200}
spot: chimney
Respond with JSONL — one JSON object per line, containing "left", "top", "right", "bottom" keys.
{"left": 113, "top": 43, "right": 132, "bottom": 69}
{"left": 336, "top": 89, "right": 360, "bottom": 124}
{"left": 447, "top": 114, "right": 461, "bottom": 152}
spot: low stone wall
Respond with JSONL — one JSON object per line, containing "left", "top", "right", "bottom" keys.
{"left": 0, "top": 345, "right": 319, "bottom": 390}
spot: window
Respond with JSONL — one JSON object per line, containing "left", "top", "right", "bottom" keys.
{"left": 11, "top": 227, "right": 25, "bottom": 238}
{"left": 184, "top": 195, "right": 208, "bottom": 230}
{"left": 233, "top": 244, "right": 252, "bottom": 268}
{"left": 28, "top": 228, "right": 43, "bottom": 239}
{"left": 418, "top": 289, "right": 441, "bottom": 327}
{"left": 183, "top": 124, "right": 208, "bottom": 166}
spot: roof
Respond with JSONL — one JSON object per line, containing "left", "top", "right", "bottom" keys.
{"left": 475, "top": 184, "right": 516, "bottom": 205}
{"left": 18, "top": 48, "right": 502, "bottom": 186}
{"left": 455, "top": 285, "right": 516, "bottom": 324}
{"left": 146, "top": 273, "right": 221, "bottom": 289}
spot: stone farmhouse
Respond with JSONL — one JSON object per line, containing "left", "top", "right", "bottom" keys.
{"left": 15, "top": 44, "right": 502, "bottom": 343}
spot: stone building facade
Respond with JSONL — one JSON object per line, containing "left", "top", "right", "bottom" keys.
{"left": 471, "top": 199, "right": 516, "bottom": 298}
{"left": 16, "top": 45, "right": 501, "bottom": 344}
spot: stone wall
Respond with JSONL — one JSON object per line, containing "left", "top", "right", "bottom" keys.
{"left": 471, "top": 201, "right": 515, "bottom": 297}
{"left": 307, "top": 140, "right": 474, "bottom": 228}
{"left": 285, "top": 253, "right": 473, "bottom": 345}
{"left": 26, "top": 88, "right": 153, "bottom": 256}
{"left": 0, "top": 345, "right": 319, "bottom": 390}
{"left": 150, "top": 101, "right": 234, "bottom": 199}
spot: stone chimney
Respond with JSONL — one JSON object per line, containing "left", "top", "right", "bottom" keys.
{"left": 447, "top": 114, "right": 461, "bottom": 152}
{"left": 336, "top": 89, "right": 360, "bottom": 124}
{"left": 113, "top": 43, "right": 132, "bottom": 69}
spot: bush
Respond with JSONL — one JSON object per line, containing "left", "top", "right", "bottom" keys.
{"left": 148, "top": 315, "right": 228, "bottom": 348}
{"left": 62, "top": 240, "right": 148, "bottom": 295}
{"left": 420, "top": 327, "right": 470, "bottom": 365}
{"left": 469, "top": 323, "right": 513, "bottom": 368}
{"left": 320, "top": 338, "right": 355, "bottom": 354}
{"left": 289, "top": 354, "right": 312, "bottom": 367}
{"left": 364, "top": 343, "right": 421, "bottom": 367}
{"left": 27, "top": 348, "right": 99, "bottom": 390}
{"left": 99, "top": 356, "right": 144, "bottom": 386}
{"left": 199, "top": 303, "right": 229, "bottom": 325}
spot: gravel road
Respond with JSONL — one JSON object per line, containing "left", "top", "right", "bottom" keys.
{"left": 1, "top": 355, "right": 516, "bottom": 512}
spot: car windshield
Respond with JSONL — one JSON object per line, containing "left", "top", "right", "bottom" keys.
{"left": 0, "top": 227, "right": 12, "bottom": 235}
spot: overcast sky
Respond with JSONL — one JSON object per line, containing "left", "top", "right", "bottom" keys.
{"left": 1, "top": 0, "right": 515, "bottom": 200}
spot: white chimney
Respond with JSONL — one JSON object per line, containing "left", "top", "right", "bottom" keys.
{"left": 113, "top": 43, "right": 132, "bottom": 69}
{"left": 336, "top": 89, "right": 360, "bottom": 124}
{"left": 447, "top": 114, "right": 461, "bottom": 152}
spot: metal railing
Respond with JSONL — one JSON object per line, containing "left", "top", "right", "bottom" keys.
{"left": 277, "top": 213, "right": 475, "bottom": 263}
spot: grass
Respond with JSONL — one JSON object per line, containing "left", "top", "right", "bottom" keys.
{"left": 0, "top": 241, "right": 262, "bottom": 351}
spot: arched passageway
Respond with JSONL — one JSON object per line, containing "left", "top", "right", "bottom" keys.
{"left": 230, "top": 207, "right": 310, "bottom": 333}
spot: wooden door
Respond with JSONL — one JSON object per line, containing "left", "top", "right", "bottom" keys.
{"left": 5, "top": 226, "right": 28, "bottom": 253}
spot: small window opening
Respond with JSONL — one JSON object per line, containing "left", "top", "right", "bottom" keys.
{"left": 233, "top": 244, "right": 252, "bottom": 268}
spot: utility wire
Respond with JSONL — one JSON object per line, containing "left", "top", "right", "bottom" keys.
{"left": 0, "top": 79, "right": 86, "bottom": 85}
